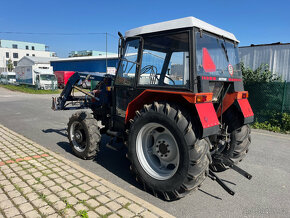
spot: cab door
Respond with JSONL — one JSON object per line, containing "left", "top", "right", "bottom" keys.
{"left": 112, "top": 38, "right": 143, "bottom": 130}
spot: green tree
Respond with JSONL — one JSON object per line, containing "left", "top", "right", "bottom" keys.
{"left": 6, "top": 59, "right": 14, "bottom": 72}
{"left": 241, "top": 63, "right": 282, "bottom": 83}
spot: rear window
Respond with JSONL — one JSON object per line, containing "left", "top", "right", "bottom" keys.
{"left": 196, "top": 31, "right": 242, "bottom": 78}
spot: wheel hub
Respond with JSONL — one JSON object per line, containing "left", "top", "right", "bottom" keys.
{"left": 136, "top": 123, "right": 180, "bottom": 180}
{"left": 75, "top": 130, "right": 83, "bottom": 143}
{"left": 156, "top": 141, "right": 170, "bottom": 157}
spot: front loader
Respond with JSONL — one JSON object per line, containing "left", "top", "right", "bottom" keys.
{"left": 52, "top": 17, "right": 254, "bottom": 200}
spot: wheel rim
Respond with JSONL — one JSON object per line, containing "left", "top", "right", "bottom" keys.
{"left": 136, "top": 123, "right": 180, "bottom": 180}
{"left": 70, "top": 121, "right": 87, "bottom": 152}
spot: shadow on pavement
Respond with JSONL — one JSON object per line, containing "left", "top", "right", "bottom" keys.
{"left": 198, "top": 188, "right": 222, "bottom": 200}
{"left": 42, "top": 128, "right": 68, "bottom": 137}
{"left": 53, "top": 133, "right": 142, "bottom": 192}
{"left": 93, "top": 136, "right": 141, "bottom": 189}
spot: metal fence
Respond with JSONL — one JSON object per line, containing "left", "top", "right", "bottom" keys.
{"left": 244, "top": 81, "right": 290, "bottom": 122}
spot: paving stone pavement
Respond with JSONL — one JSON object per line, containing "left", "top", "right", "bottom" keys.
{"left": 0, "top": 124, "right": 175, "bottom": 218}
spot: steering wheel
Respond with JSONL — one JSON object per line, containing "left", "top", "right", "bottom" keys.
{"left": 164, "top": 75, "right": 176, "bottom": 85}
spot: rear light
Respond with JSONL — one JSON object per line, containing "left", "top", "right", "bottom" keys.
{"left": 242, "top": 92, "right": 248, "bottom": 98}
{"left": 196, "top": 95, "right": 207, "bottom": 103}
{"left": 237, "top": 91, "right": 249, "bottom": 99}
{"left": 195, "top": 93, "right": 213, "bottom": 103}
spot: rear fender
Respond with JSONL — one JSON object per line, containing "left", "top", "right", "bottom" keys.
{"left": 218, "top": 91, "right": 254, "bottom": 124}
{"left": 125, "top": 90, "right": 220, "bottom": 137}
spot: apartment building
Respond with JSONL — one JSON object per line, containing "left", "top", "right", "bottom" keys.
{"left": 0, "top": 39, "right": 56, "bottom": 72}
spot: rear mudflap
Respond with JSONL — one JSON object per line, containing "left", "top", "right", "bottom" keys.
{"left": 195, "top": 102, "right": 220, "bottom": 137}
{"left": 236, "top": 99, "right": 254, "bottom": 124}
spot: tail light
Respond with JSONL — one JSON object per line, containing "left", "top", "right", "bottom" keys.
{"left": 195, "top": 93, "right": 213, "bottom": 103}
{"left": 237, "top": 91, "right": 249, "bottom": 99}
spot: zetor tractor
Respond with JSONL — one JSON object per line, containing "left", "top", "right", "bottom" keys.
{"left": 52, "top": 17, "right": 254, "bottom": 200}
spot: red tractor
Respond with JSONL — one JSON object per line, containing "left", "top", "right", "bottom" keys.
{"left": 52, "top": 17, "right": 254, "bottom": 200}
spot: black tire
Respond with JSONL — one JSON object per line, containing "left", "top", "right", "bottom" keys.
{"left": 211, "top": 107, "right": 251, "bottom": 172}
{"left": 230, "top": 124, "right": 251, "bottom": 162}
{"left": 67, "top": 111, "right": 101, "bottom": 159}
{"left": 128, "top": 102, "right": 210, "bottom": 201}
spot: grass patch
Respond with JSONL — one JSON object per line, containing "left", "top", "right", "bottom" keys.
{"left": 0, "top": 84, "right": 60, "bottom": 94}
{"left": 77, "top": 209, "right": 88, "bottom": 218}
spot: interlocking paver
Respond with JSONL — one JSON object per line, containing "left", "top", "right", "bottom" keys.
{"left": 58, "top": 190, "right": 71, "bottom": 198}
{"left": 0, "top": 125, "right": 173, "bottom": 218}
{"left": 106, "top": 201, "right": 122, "bottom": 211}
{"left": 12, "top": 196, "right": 27, "bottom": 205}
{"left": 64, "top": 208, "right": 76, "bottom": 217}
{"left": 31, "top": 198, "right": 47, "bottom": 208}
{"left": 75, "top": 203, "right": 89, "bottom": 211}
{"left": 78, "top": 183, "right": 91, "bottom": 191}
{"left": 61, "top": 182, "right": 73, "bottom": 189}
{"left": 18, "top": 202, "right": 34, "bottom": 213}
{"left": 86, "top": 188, "right": 100, "bottom": 197}
{"left": 86, "top": 198, "right": 100, "bottom": 208}
{"left": 66, "top": 196, "right": 78, "bottom": 205}
{"left": 141, "top": 210, "right": 159, "bottom": 218}
{"left": 46, "top": 194, "right": 60, "bottom": 203}
{"left": 96, "top": 195, "right": 110, "bottom": 204}
{"left": 95, "top": 205, "right": 111, "bottom": 215}
{"left": 53, "top": 200, "right": 66, "bottom": 210}
{"left": 128, "top": 203, "right": 145, "bottom": 214}
{"left": 115, "top": 196, "right": 131, "bottom": 206}
{"left": 4, "top": 206, "right": 20, "bottom": 217}
{"left": 39, "top": 205, "right": 55, "bottom": 215}
{"left": 69, "top": 187, "right": 81, "bottom": 195}
{"left": 0, "top": 199, "right": 13, "bottom": 210}
{"left": 75, "top": 192, "right": 89, "bottom": 201}
{"left": 118, "top": 208, "right": 135, "bottom": 218}
{"left": 7, "top": 190, "right": 21, "bottom": 198}
{"left": 26, "top": 192, "right": 39, "bottom": 201}
{"left": 25, "top": 209, "right": 41, "bottom": 218}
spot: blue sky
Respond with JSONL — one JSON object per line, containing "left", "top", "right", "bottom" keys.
{"left": 1, "top": 0, "right": 289, "bottom": 57}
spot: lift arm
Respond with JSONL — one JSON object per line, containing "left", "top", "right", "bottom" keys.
{"left": 51, "top": 72, "right": 104, "bottom": 111}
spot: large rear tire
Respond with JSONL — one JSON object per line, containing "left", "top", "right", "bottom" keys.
{"left": 211, "top": 107, "right": 251, "bottom": 172}
{"left": 128, "top": 102, "right": 210, "bottom": 200}
{"left": 67, "top": 111, "right": 101, "bottom": 159}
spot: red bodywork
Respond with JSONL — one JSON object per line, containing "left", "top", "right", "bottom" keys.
{"left": 54, "top": 71, "right": 75, "bottom": 88}
{"left": 125, "top": 90, "right": 220, "bottom": 136}
{"left": 217, "top": 91, "right": 254, "bottom": 120}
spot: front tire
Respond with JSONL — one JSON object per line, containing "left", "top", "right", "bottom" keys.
{"left": 128, "top": 102, "right": 210, "bottom": 200}
{"left": 67, "top": 111, "right": 101, "bottom": 159}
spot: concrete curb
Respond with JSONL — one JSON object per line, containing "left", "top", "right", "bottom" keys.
{"left": 0, "top": 124, "right": 175, "bottom": 218}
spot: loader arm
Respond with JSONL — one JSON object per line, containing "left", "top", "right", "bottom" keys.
{"left": 52, "top": 72, "right": 105, "bottom": 111}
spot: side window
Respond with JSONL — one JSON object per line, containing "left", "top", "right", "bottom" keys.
{"left": 115, "top": 39, "right": 140, "bottom": 86}
{"left": 138, "top": 32, "right": 190, "bottom": 87}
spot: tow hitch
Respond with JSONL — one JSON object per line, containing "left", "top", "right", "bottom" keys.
{"left": 209, "top": 155, "right": 252, "bottom": 195}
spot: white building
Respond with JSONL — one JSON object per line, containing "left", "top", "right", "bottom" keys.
{"left": 239, "top": 42, "right": 290, "bottom": 82}
{"left": 0, "top": 39, "right": 56, "bottom": 73}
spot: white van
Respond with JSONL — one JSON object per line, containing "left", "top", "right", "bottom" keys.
{"left": 0, "top": 72, "right": 16, "bottom": 84}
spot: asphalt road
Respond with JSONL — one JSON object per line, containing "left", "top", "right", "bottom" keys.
{"left": 0, "top": 87, "right": 290, "bottom": 218}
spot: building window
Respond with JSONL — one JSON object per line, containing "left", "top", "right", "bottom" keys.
{"left": 12, "top": 44, "right": 18, "bottom": 49}
{"left": 26, "top": 54, "right": 29, "bottom": 56}
{"left": 13, "top": 61, "right": 17, "bottom": 66}
{"left": 32, "top": 46, "right": 35, "bottom": 50}
{"left": 26, "top": 46, "right": 29, "bottom": 50}
{"left": 32, "top": 54, "right": 35, "bottom": 56}
{"left": 6, "top": 52, "right": 9, "bottom": 58}
{"left": 13, "top": 53, "right": 18, "bottom": 58}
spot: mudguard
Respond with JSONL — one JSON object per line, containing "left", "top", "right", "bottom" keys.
{"left": 125, "top": 90, "right": 220, "bottom": 137}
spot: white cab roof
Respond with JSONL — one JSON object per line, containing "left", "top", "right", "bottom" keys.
{"left": 125, "top": 16, "right": 239, "bottom": 42}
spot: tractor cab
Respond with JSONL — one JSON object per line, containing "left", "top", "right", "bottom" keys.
{"left": 113, "top": 17, "right": 251, "bottom": 134}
